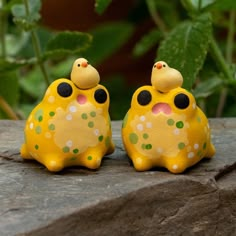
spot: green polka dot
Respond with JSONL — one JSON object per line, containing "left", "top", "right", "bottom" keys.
{"left": 142, "top": 144, "right": 146, "bottom": 149}
{"left": 49, "top": 111, "right": 55, "bottom": 117}
{"left": 48, "top": 124, "right": 55, "bottom": 131}
{"left": 146, "top": 144, "right": 152, "bottom": 150}
{"left": 197, "top": 116, "right": 201, "bottom": 123}
{"left": 197, "top": 150, "right": 202, "bottom": 157}
{"left": 87, "top": 156, "right": 92, "bottom": 160}
{"left": 129, "top": 133, "right": 138, "bottom": 144}
{"left": 73, "top": 148, "right": 79, "bottom": 154}
{"left": 178, "top": 142, "right": 185, "bottom": 150}
{"left": 63, "top": 146, "right": 70, "bottom": 153}
{"left": 203, "top": 142, "right": 207, "bottom": 150}
{"left": 88, "top": 121, "right": 94, "bottom": 128}
{"left": 122, "top": 113, "right": 129, "bottom": 128}
{"left": 105, "top": 136, "right": 111, "bottom": 147}
{"left": 34, "top": 109, "right": 43, "bottom": 121}
{"left": 167, "top": 119, "right": 175, "bottom": 126}
{"left": 90, "top": 111, "right": 96, "bottom": 117}
{"left": 143, "top": 133, "right": 149, "bottom": 139}
{"left": 38, "top": 115, "right": 43, "bottom": 122}
{"left": 35, "top": 144, "right": 39, "bottom": 150}
{"left": 176, "top": 121, "right": 184, "bottom": 129}
{"left": 35, "top": 126, "right": 42, "bottom": 134}
{"left": 70, "top": 157, "right": 77, "bottom": 161}
{"left": 98, "top": 135, "right": 104, "bottom": 142}
{"left": 81, "top": 113, "right": 88, "bottom": 120}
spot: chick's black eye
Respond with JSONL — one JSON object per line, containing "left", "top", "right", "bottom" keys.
{"left": 94, "top": 89, "right": 107, "bottom": 103}
{"left": 77, "top": 64, "right": 80, "bottom": 67}
{"left": 174, "top": 93, "right": 189, "bottom": 109}
{"left": 57, "top": 82, "right": 73, "bottom": 97}
{"left": 163, "top": 64, "right": 166, "bottom": 67}
{"left": 137, "top": 90, "right": 152, "bottom": 105}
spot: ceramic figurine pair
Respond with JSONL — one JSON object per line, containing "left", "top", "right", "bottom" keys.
{"left": 21, "top": 58, "right": 215, "bottom": 173}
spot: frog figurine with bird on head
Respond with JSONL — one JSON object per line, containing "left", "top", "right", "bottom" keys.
{"left": 122, "top": 61, "right": 215, "bottom": 174}
{"left": 21, "top": 58, "right": 115, "bottom": 172}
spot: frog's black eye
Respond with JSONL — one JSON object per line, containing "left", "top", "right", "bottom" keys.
{"left": 94, "top": 89, "right": 107, "bottom": 103}
{"left": 57, "top": 82, "right": 73, "bottom": 97}
{"left": 174, "top": 93, "right": 189, "bottom": 109}
{"left": 137, "top": 90, "right": 152, "bottom": 106}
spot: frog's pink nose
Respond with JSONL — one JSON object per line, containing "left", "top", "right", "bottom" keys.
{"left": 152, "top": 103, "right": 172, "bottom": 115}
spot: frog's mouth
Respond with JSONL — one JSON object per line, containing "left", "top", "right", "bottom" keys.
{"left": 152, "top": 103, "right": 172, "bottom": 115}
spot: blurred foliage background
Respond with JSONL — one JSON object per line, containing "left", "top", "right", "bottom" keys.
{"left": 0, "top": 0, "right": 236, "bottom": 120}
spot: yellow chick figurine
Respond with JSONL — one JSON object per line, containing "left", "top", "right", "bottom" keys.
{"left": 21, "top": 58, "right": 114, "bottom": 172}
{"left": 122, "top": 61, "right": 215, "bottom": 174}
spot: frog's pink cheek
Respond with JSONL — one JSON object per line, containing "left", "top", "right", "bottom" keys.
{"left": 77, "top": 95, "right": 87, "bottom": 104}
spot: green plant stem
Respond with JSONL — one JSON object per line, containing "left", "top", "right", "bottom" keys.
{"left": 0, "top": 0, "right": 7, "bottom": 58}
{"left": 145, "top": 0, "right": 167, "bottom": 33}
{"left": 216, "top": 11, "right": 235, "bottom": 117}
{"left": 209, "top": 37, "right": 234, "bottom": 82}
{"left": 23, "top": 0, "right": 50, "bottom": 86}
{"left": 0, "top": 96, "right": 19, "bottom": 120}
{"left": 226, "top": 11, "right": 235, "bottom": 63}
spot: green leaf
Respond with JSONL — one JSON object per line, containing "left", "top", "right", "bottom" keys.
{"left": 157, "top": 13, "right": 212, "bottom": 89}
{"left": 193, "top": 77, "right": 222, "bottom": 98}
{"left": 11, "top": 0, "right": 41, "bottom": 31}
{"left": 211, "top": 0, "right": 236, "bottom": 10}
{"left": 83, "top": 22, "right": 134, "bottom": 65}
{"left": 133, "top": 29, "right": 162, "bottom": 57}
{"left": 95, "top": 0, "right": 112, "bottom": 14}
{"left": 44, "top": 31, "right": 92, "bottom": 59}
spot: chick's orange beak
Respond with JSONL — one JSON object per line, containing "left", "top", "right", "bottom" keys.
{"left": 81, "top": 61, "right": 88, "bottom": 68}
{"left": 156, "top": 63, "right": 162, "bottom": 69}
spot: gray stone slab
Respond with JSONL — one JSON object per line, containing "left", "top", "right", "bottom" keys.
{"left": 0, "top": 119, "right": 235, "bottom": 236}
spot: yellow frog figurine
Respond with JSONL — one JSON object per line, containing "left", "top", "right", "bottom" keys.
{"left": 122, "top": 61, "right": 215, "bottom": 174}
{"left": 21, "top": 58, "right": 115, "bottom": 172}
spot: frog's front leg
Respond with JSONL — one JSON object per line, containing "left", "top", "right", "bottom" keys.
{"left": 42, "top": 154, "right": 65, "bottom": 172}
{"left": 129, "top": 152, "right": 153, "bottom": 171}
{"left": 20, "top": 143, "right": 34, "bottom": 160}
{"left": 79, "top": 148, "right": 105, "bottom": 170}
{"left": 165, "top": 155, "right": 188, "bottom": 174}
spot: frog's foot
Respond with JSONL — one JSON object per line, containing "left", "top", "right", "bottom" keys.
{"left": 166, "top": 159, "right": 187, "bottom": 174}
{"left": 80, "top": 151, "right": 103, "bottom": 170}
{"left": 106, "top": 140, "right": 115, "bottom": 155}
{"left": 20, "top": 144, "right": 33, "bottom": 160}
{"left": 205, "top": 143, "right": 216, "bottom": 158}
{"left": 43, "top": 155, "right": 65, "bottom": 172}
{"left": 131, "top": 155, "right": 153, "bottom": 171}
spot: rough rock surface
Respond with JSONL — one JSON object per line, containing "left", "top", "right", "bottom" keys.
{"left": 0, "top": 119, "right": 236, "bottom": 236}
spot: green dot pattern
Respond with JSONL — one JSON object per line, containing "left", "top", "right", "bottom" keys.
{"left": 38, "top": 116, "right": 43, "bottom": 122}
{"left": 63, "top": 146, "right": 70, "bottom": 153}
{"left": 98, "top": 135, "right": 104, "bottom": 142}
{"left": 34, "top": 109, "right": 43, "bottom": 121}
{"left": 129, "top": 133, "right": 138, "bottom": 144}
{"left": 203, "top": 142, "right": 207, "bottom": 149}
{"left": 167, "top": 119, "right": 175, "bottom": 126}
{"left": 35, "top": 126, "right": 42, "bottom": 134}
{"left": 90, "top": 111, "right": 96, "bottom": 117}
{"left": 88, "top": 121, "right": 94, "bottom": 128}
{"left": 87, "top": 156, "right": 92, "bottom": 160}
{"left": 146, "top": 144, "right": 152, "bottom": 150}
{"left": 35, "top": 144, "right": 39, "bottom": 150}
{"left": 176, "top": 121, "right": 184, "bottom": 129}
{"left": 48, "top": 124, "right": 55, "bottom": 131}
{"left": 178, "top": 142, "right": 185, "bottom": 150}
{"left": 49, "top": 111, "right": 55, "bottom": 117}
{"left": 143, "top": 133, "right": 149, "bottom": 139}
{"left": 70, "top": 157, "right": 77, "bottom": 161}
{"left": 73, "top": 148, "right": 79, "bottom": 154}
{"left": 81, "top": 113, "right": 88, "bottom": 120}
